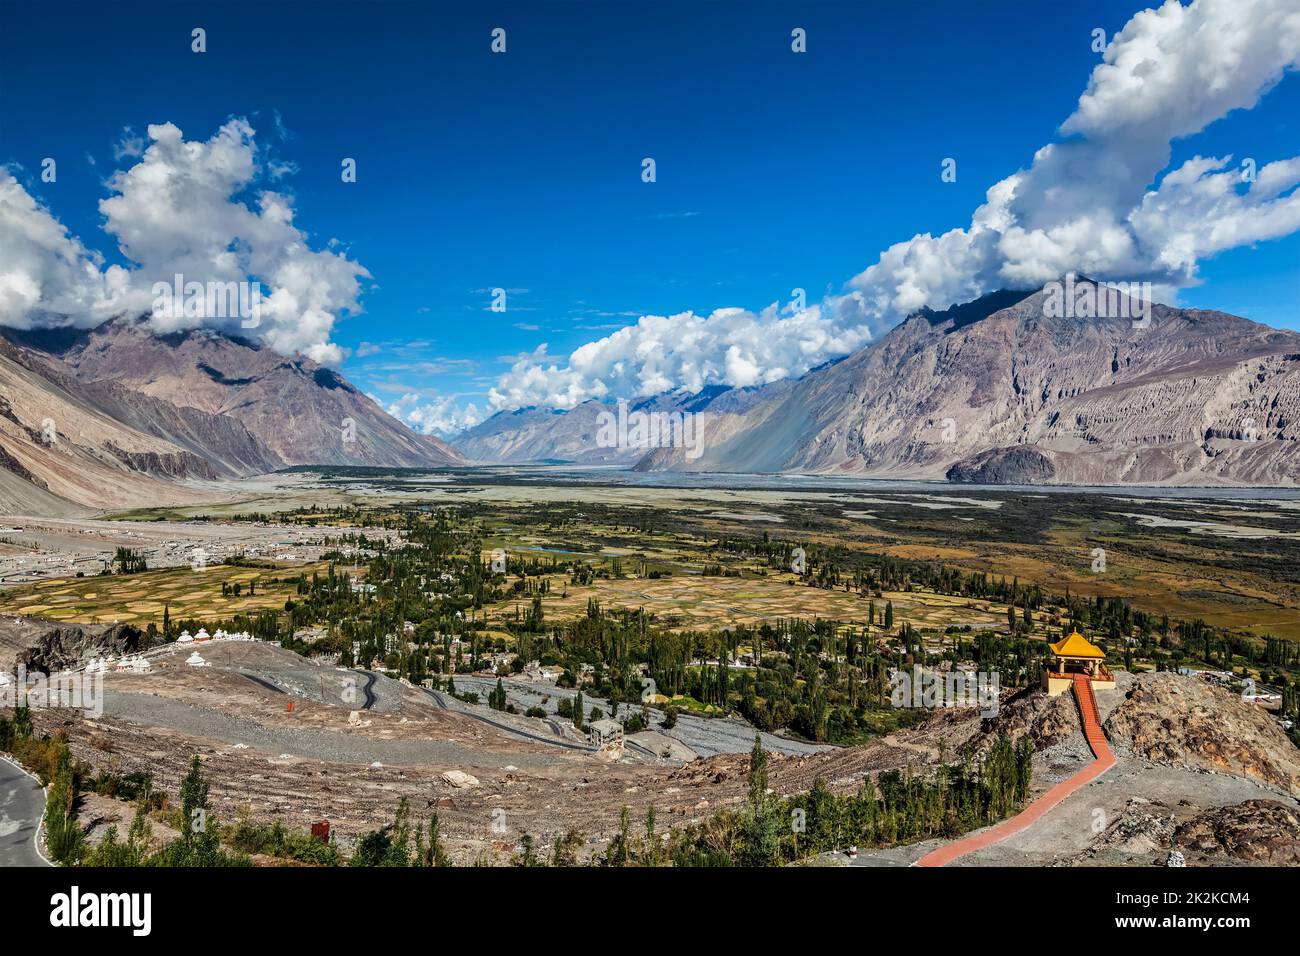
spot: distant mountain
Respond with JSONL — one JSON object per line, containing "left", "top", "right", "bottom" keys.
{"left": 642, "top": 281, "right": 1300, "bottom": 486}
{"left": 454, "top": 381, "right": 791, "bottom": 464}
{"left": 0, "top": 316, "right": 462, "bottom": 512}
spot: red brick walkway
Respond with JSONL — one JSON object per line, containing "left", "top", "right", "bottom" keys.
{"left": 914, "top": 675, "right": 1115, "bottom": 867}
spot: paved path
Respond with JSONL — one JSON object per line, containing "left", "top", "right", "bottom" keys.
{"left": 0, "top": 757, "right": 49, "bottom": 867}
{"left": 915, "top": 675, "right": 1115, "bottom": 867}
{"left": 355, "top": 670, "right": 378, "bottom": 709}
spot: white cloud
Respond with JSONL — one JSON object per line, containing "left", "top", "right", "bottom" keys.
{"left": 383, "top": 393, "right": 484, "bottom": 437}
{"left": 99, "top": 119, "right": 369, "bottom": 365}
{"left": 494, "top": 0, "right": 1300, "bottom": 410}
{"left": 487, "top": 300, "right": 877, "bottom": 411}
{"left": 0, "top": 170, "right": 142, "bottom": 328}
{"left": 112, "top": 126, "right": 144, "bottom": 161}
{"left": 1, "top": 119, "right": 369, "bottom": 367}
{"left": 846, "top": 0, "right": 1300, "bottom": 311}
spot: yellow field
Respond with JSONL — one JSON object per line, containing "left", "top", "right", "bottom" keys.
{"left": 0, "top": 562, "right": 328, "bottom": 626}
{"left": 485, "top": 569, "right": 1012, "bottom": 635}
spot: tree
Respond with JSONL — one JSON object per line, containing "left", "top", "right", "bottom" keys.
{"left": 43, "top": 743, "right": 83, "bottom": 864}
{"left": 662, "top": 704, "right": 678, "bottom": 730}
{"left": 83, "top": 801, "right": 152, "bottom": 867}
{"left": 166, "top": 754, "right": 226, "bottom": 865}
{"left": 350, "top": 825, "right": 393, "bottom": 867}
{"left": 604, "top": 807, "right": 632, "bottom": 866}
{"left": 12, "top": 699, "right": 32, "bottom": 739}
{"left": 513, "top": 833, "right": 541, "bottom": 867}
{"left": 551, "top": 828, "right": 582, "bottom": 866}
{"left": 740, "top": 735, "right": 782, "bottom": 866}
{"left": 422, "top": 814, "right": 451, "bottom": 867}
{"left": 383, "top": 797, "right": 413, "bottom": 866}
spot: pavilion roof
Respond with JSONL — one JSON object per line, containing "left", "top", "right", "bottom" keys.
{"left": 1050, "top": 630, "right": 1105, "bottom": 659}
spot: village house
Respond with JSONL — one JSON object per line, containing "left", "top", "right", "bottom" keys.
{"left": 587, "top": 718, "right": 623, "bottom": 748}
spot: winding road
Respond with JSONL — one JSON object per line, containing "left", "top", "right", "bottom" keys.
{"left": 354, "top": 669, "right": 378, "bottom": 709}
{"left": 0, "top": 758, "right": 49, "bottom": 867}
{"left": 424, "top": 688, "right": 596, "bottom": 752}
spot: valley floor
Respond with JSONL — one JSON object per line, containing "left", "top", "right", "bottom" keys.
{"left": 2, "top": 470, "right": 1298, "bottom": 866}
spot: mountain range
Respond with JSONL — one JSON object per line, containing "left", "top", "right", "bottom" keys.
{"left": 458, "top": 280, "right": 1300, "bottom": 487}
{"left": 0, "top": 316, "right": 461, "bottom": 514}
{"left": 3, "top": 279, "right": 1297, "bottom": 516}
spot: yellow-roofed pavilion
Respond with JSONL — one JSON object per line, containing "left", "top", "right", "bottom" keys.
{"left": 1042, "top": 630, "right": 1115, "bottom": 696}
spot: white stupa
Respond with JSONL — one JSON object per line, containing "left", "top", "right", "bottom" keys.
{"left": 177, "top": 630, "right": 194, "bottom": 643}
{"left": 194, "top": 627, "right": 211, "bottom": 642}
{"left": 185, "top": 651, "right": 208, "bottom": 667}
{"left": 116, "top": 655, "right": 152, "bottom": 673}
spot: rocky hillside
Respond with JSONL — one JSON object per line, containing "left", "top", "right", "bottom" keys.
{"left": 1172, "top": 799, "right": 1300, "bottom": 865}
{"left": 968, "top": 671, "right": 1300, "bottom": 799}
{"left": 638, "top": 280, "right": 1300, "bottom": 486}
{"left": 0, "top": 335, "right": 226, "bottom": 512}
{"left": 1105, "top": 672, "right": 1300, "bottom": 798}
{"left": 964, "top": 683, "right": 1082, "bottom": 759}
{"left": 455, "top": 401, "right": 625, "bottom": 464}
{"left": 0, "top": 613, "right": 143, "bottom": 673}
{"left": 1067, "top": 795, "right": 1300, "bottom": 866}
{"left": 4, "top": 335, "right": 279, "bottom": 477}
{"left": 0, "top": 317, "right": 464, "bottom": 511}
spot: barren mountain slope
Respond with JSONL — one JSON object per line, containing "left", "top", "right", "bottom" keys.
{"left": 456, "top": 401, "right": 626, "bottom": 464}
{"left": 0, "top": 337, "right": 223, "bottom": 512}
{"left": 19, "top": 318, "right": 463, "bottom": 469}
{"left": 3, "top": 336, "right": 281, "bottom": 476}
{"left": 657, "top": 282, "right": 1300, "bottom": 486}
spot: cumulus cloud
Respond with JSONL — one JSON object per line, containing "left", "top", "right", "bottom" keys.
{"left": 494, "top": 0, "right": 1300, "bottom": 410}
{"left": 0, "top": 170, "right": 142, "bottom": 328}
{"left": 488, "top": 301, "right": 878, "bottom": 411}
{"left": 383, "top": 393, "right": 484, "bottom": 438}
{"left": 1, "top": 118, "right": 369, "bottom": 366}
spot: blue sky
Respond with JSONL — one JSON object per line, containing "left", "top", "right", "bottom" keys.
{"left": 2, "top": 0, "right": 1297, "bottom": 433}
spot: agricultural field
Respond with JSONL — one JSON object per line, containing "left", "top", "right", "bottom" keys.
{"left": 0, "top": 561, "right": 325, "bottom": 626}
{"left": 486, "top": 567, "right": 1010, "bottom": 635}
